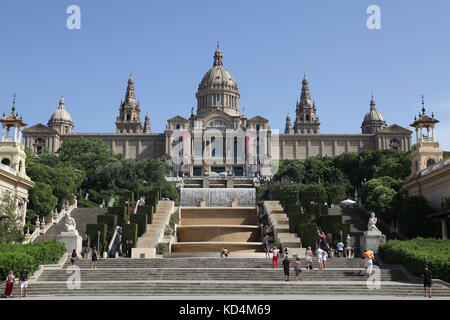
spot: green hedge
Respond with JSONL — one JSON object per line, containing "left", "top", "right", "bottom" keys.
{"left": 0, "top": 241, "right": 66, "bottom": 279}
{"left": 326, "top": 223, "right": 351, "bottom": 244}
{"left": 297, "top": 223, "right": 317, "bottom": 248}
{"left": 143, "top": 190, "right": 160, "bottom": 207}
{"left": 317, "top": 215, "right": 342, "bottom": 232}
{"left": 379, "top": 238, "right": 450, "bottom": 282}
{"left": 137, "top": 205, "right": 154, "bottom": 224}
{"left": 119, "top": 191, "right": 135, "bottom": 206}
{"left": 122, "top": 223, "right": 138, "bottom": 257}
{"left": 97, "top": 214, "right": 118, "bottom": 242}
{"left": 107, "top": 206, "right": 127, "bottom": 226}
{"left": 86, "top": 223, "right": 108, "bottom": 253}
{"left": 130, "top": 213, "right": 148, "bottom": 237}
{"left": 288, "top": 214, "right": 311, "bottom": 233}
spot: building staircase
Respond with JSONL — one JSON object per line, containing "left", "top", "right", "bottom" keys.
{"left": 131, "top": 200, "right": 175, "bottom": 258}
{"left": 22, "top": 257, "right": 450, "bottom": 297}
{"left": 264, "top": 201, "right": 302, "bottom": 255}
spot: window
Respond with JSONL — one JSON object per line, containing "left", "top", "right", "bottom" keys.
{"left": 426, "top": 159, "right": 435, "bottom": 167}
{"left": 1, "top": 158, "right": 10, "bottom": 166}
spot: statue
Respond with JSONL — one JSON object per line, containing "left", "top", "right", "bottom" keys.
{"left": 64, "top": 212, "right": 77, "bottom": 233}
{"left": 346, "top": 234, "right": 351, "bottom": 248}
{"left": 367, "top": 212, "right": 380, "bottom": 232}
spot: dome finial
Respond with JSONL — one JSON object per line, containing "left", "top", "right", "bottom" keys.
{"left": 421, "top": 94, "right": 426, "bottom": 114}
{"left": 217, "top": 41, "right": 220, "bottom": 50}
{"left": 12, "top": 94, "right": 16, "bottom": 113}
{"left": 59, "top": 93, "right": 65, "bottom": 109}
{"left": 213, "top": 42, "right": 223, "bottom": 67}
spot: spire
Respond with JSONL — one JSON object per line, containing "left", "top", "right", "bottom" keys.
{"left": 213, "top": 41, "right": 223, "bottom": 67}
{"left": 300, "top": 74, "right": 311, "bottom": 102}
{"left": 370, "top": 94, "right": 376, "bottom": 110}
{"left": 421, "top": 94, "right": 426, "bottom": 114}
{"left": 59, "top": 94, "right": 65, "bottom": 109}
{"left": 143, "top": 113, "right": 151, "bottom": 133}
{"left": 12, "top": 94, "right": 16, "bottom": 113}
{"left": 125, "top": 74, "right": 136, "bottom": 102}
{"left": 285, "top": 112, "right": 293, "bottom": 134}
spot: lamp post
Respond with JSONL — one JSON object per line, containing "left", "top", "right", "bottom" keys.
{"left": 97, "top": 230, "right": 100, "bottom": 253}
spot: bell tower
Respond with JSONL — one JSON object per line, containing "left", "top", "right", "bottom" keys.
{"left": 409, "top": 96, "right": 443, "bottom": 177}
{"left": 0, "top": 95, "right": 31, "bottom": 180}
{"left": 115, "top": 74, "right": 143, "bottom": 134}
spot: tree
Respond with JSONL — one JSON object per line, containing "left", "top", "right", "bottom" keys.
{"left": 398, "top": 196, "right": 439, "bottom": 238}
{"left": 0, "top": 191, "right": 24, "bottom": 244}
{"left": 29, "top": 182, "right": 58, "bottom": 217}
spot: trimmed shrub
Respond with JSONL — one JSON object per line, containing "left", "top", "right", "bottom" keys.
{"left": 379, "top": 238, "right": 450, "bottom": 282}
{"left": 0, "top": 241, "right": 66, "bottom": 279}
{"left": 288, "top": 214, "right": 311, "bottom": 233}
{"left": 122, "top": 223, "right": 138, "bottom": 257}
{"left": 137, "top": 205, "right": 154, "bottom": 224}
{"left": 97, "top": 214, "right": 118, "bottom": 242}
{"left": 297, "top": 223, "right": 317, "bottom": 248}
{"left": 119, "top": 191, "right": 134, "bottom": 206}
{"left": 130, "top": 213, "right": 148, "bottom": 237}
{"left": 86, "top": 223, "right": 108, "bottom": 253}
{"left": 317, "top": 215, "right": 342, "bottom": 232}
{"left": 107, "top": 206, "right": 127, "bottom": 226}
{"left": 143, "top": 190, "right": 160, "bottom": 207}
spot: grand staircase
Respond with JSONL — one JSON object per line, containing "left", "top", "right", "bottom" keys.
{"left": 24, "top": 257, "right": 450, "bottom": 297}
{"left": 35, "top": 208, "right": 107, "bottom": 243}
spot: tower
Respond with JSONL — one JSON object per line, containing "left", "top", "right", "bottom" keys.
{"left": 409, "top": 97, "right": 443, "bottom": 177}
{"left": 0, "top": 95, "right": 30, "bottom": 180}
{"left": 115, "top": 74, "right": 143, "bottom": 134}
{"left": 293, "top": 75, "right": 320, "bottom": 134}
{"left": 143, "top": 113, "right": 151, "bottom": 133}
{"left": 48, "top": 94, "right": 74, "bottom": 134}
{"left": 284, "top": 113, "right": 293, "bottom": 134}
{"left": 361, "top": 95, "right": 387, "bottom": 134}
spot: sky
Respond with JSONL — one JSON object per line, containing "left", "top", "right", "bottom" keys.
{"left": 1, "top": 0, "right": 449, "bottom": 150}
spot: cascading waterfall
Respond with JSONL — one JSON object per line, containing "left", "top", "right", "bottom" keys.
{"left": 181, "top": 188, "right": 256, "bottom": 207}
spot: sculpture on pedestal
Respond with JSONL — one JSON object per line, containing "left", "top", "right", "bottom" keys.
{"left": 367, "top": 212, "right": 380, "bottom": 232}
{"left": 64, "top": 212, "right": 77, "bottom": 233}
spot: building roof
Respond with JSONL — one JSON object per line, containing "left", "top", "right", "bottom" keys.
{"left": 48, "top": 95, "right": 73, "bottom": 124}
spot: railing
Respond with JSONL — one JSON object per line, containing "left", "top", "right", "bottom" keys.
{"left": 23, "top": 203, "right": 77, "bottom": 244}
{"left": 0, "top": 163, "right": 17, "bottom": 176}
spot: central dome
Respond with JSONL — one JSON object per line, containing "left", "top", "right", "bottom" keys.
{"left": 196, "top": 43, "right": 240, "bottom": 117}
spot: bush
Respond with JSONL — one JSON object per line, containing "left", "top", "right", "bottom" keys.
{"left": 86, "top": 223, "right": 108, "bottom": 253}
{"left": 0, "top": 241, "right": 66, "bottom": 279}
{"left": 297, "top": 223, "right": 317, "bottom": 248}
{"left": 107, "top": 206, "right": 127, "bottom": 226}
{"left": 97, "top": 214, "right": 118, "bottom": 242}
{"left": 122, "top": 223, "right": 138, "bottom": 257}
{"left": 379, "top": 238, "right": 450, "bottom": 282}
{"left": 130, "top": 213, "right": 148, "bottom": 237}
{"left": 317, "top": 215, "right": 342, "bottom": 232}
{"left": 288, "top": 214, "right": 311, "bottom": 233}
{"left": 137, "top": 205, "right": 154, "bottom": 224}
{"left": 77, "top": 198, "right": 99, "bottom": 208}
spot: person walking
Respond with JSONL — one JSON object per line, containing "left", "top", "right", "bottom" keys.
{"left": 294, "top": 257, "right": 302, "bottom": 282}
{"left": 4, "top": 271, "right": 15, "bottom": 298}
{"left": 272, "top": 246, "right": 280, "bottom": 268}
{"left": 282, "top": 256, "right": 290, "bottom": 281}
{"left": 264, "top": 241, "right": 270, "bottom": 258}
{"left": 71, "top": 249, "right": 78, "bottom": 265}
{"left": 363, "top": 249, "right": 375, "bottom": 276}
{"left": 337, "top": 241, "right": 344, "bottom": 258}
{"left": 220, "top": 247, "right": 224, "bottom": 259}
{"left": 322, "top": 249, "right": 327, "bottom": 269}
{"left": 422, "top": 265, "right": 432, "bottom": 298}
{"left": 305, "top": 247, "right": 313, "bottom": 270}
{"left": 19, "top": 268, "right": 29, "bottom": 298}
{"left": 91, "top": 247, "right": 98, "bottom": 269}
{"left": 316, "top": 247, "right": 324, "bottom": 270}
{"left": 283, "top": 246, "right": 289, "bottom": 258}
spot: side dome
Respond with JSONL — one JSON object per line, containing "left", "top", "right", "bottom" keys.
{"left": 361, "top": 96, "right": 387, "bottom": 134}
{"left": 48, "top": 95, "right": 74, "bottom": 134}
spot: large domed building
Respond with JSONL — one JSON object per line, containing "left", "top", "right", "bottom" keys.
{"left": 22, "top": 43, "right": 412, "bottom": 177}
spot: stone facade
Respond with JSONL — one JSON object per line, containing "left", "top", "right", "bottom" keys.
{"left": 23, "top": 44, "right": 412, "bottom": 177}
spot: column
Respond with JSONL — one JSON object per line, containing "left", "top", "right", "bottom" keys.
{"left": 137, "top": 139, "right": 142, "bottom": 158}
{"left": 124, "top": 140, "right": 129, "bottom": 159}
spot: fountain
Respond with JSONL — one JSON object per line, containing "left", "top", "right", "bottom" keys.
{"left": 180, "top": 188, "right": 256, "bottom": 207}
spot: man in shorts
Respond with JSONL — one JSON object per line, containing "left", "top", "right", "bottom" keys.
{"left": 336, "top": 241, "right": 344, "bottom": 258}
{"left": 305, "top": 247, "right": 313, "bottom": 270}
{"left": 422, "top": 265, "right": 432, "bottom": 298}
{"left": 19, "top": 267, "right": 29, "bottom": 298}
{"left": 363, "top": 249, "right": 374, "bottom": 276}
{"left": 316, "top": 247, "right": 324, "bottom": 270}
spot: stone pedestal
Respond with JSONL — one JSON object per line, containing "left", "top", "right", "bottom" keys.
{"left": 231, "top": 200, "right": 238, "bottom": 207}
{"left": 360, "top": 231, "right": 386, "bottom": 253}
{"left": 57, "top": 231, "right": 82, "bottom": 255}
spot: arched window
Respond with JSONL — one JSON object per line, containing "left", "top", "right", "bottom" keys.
{"left": 426, "top": 159, "right": 435, "bottom": 168}
{"left": 1, "top": 158, "right": 10, "bottom": 166}
{"left": 306, "top": 115, "right": 310, "bottom": 121}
